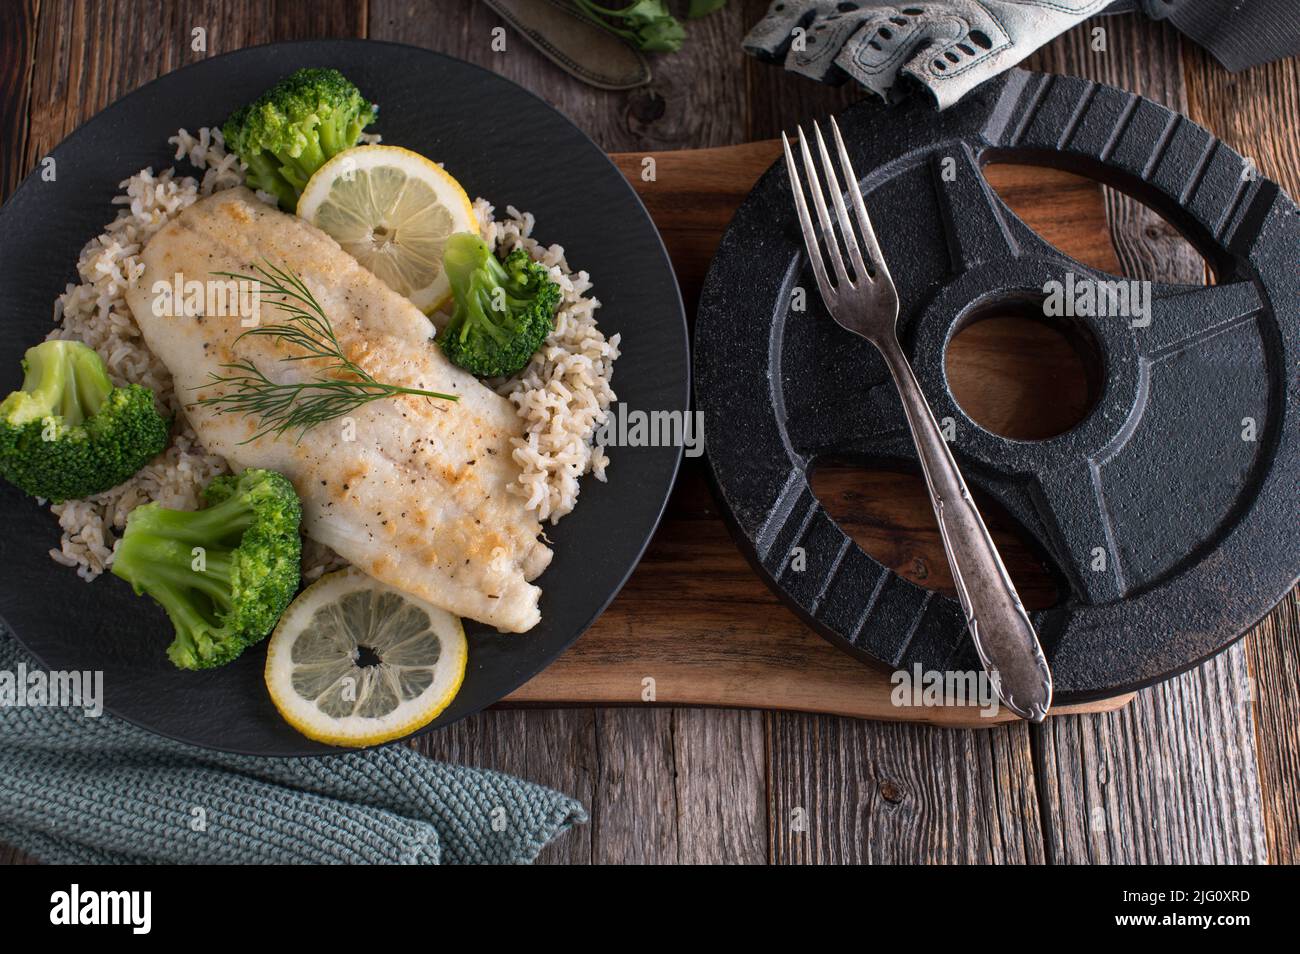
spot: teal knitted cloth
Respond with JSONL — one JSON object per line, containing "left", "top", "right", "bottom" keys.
{"left": 0, "top": 628, "right": 585, "bottom": 864}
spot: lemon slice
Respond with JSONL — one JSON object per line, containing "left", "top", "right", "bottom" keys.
{"left": 297, "top": 145, "right": 476, "bottom": 312}
{"left": 265, "top": 567, "right": 467, "bottom": 747}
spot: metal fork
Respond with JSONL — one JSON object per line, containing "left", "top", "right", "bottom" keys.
{"left": 783, "top": 119, "right": 1053, "bottom": 722}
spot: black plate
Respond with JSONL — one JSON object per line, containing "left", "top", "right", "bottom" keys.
{"left": 0, "top": 40, "right": 687, "bottom": 755}
{"left": 696, "top": 70, "right": 1300, "bottom": 702}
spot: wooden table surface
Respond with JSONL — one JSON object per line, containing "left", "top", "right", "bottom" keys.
{"left": 2, "top": 1, "right": 1297, "bottom": 864}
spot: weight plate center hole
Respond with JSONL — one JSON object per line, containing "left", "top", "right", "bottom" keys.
{"left": 945, "top": 295, "right": 1104, "bottom": 441}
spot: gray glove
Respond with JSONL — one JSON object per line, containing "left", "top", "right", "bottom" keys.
{"left": 744, "top": 0, "right": 1113, "bottom": 109}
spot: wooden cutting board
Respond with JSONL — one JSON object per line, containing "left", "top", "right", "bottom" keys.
{"left": 499, "top": 141, "right": 1135, "bottom": 726}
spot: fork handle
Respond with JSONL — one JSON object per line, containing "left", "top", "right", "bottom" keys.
{"left": 876, "top": 334, "right": 1053, "bottom": 722}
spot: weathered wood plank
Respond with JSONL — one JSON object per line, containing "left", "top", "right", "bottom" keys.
{"left": 22, "top": 0, "right": 368, "bottom": 172}
{"left": 768, "top": 713, "right": 1044, "bottom": 863}
{"left": 1036, "top": 648, "right": 1264, "bottom": 862}
{"left": 0, "top": 0, "right": 38, "bottom": 199}
{"left": 672, "top": 709, "right": 768, "bottom": 863}
{"left": 1242, "top": 590, "right": 1300, "bottom": 863}
{"left": 590, "top": 708, "right": 678, "bottom": 863}
{"left": 0, "top": 844, "right": 39, "bottom": 865}
{"left": 420, "top": 706, "right": 762, "bottom": 865}
{"left": 1182, "top": 44, "right": 1300, "bottom": 866}
{"left": 1024, "top": 14, "right": 1268, "bottom": 863}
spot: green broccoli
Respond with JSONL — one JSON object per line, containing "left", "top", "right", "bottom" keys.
{"left": 111, "top": 468, "right": 303, "bottom": 670}
{"left": 0, "top": 339, "right": 169, "bottom": 502}
{"left": 437, "top": 232, "right": 561, "bottom": 378}
{"left": 222, "top": 67, "right": 378, "bottom": 210}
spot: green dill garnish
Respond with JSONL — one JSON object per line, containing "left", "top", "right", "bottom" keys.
{"left": 194, "top": 261, "right": 458, "bottom": 442}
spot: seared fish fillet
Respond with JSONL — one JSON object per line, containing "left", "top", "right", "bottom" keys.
{"left": 125, "top": 187, "right": 551, "bottom": 632}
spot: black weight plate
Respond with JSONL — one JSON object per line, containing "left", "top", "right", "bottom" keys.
{"left": 696, "top": 70, "right": 1300, "bottom": 702}
{"left": 0, "top": 40, "right": 687, "bottom": 755}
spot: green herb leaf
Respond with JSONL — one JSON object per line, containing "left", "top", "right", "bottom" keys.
{"left": 570, "top": 0, "right": 687, "bottom": 53}
{"left": 688, "top": 0, "right": 727, "bottom": 19}
{"left": 194, "top": 261, "right": 458, "bottom": 442}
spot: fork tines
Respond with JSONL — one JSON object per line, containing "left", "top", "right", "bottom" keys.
{"left": 782, "top": 118, "right": 889, "bottom": 303}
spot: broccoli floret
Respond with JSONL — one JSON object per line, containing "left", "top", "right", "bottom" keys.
{"left": 222, "top": 67, "right": 378, "bottom": 210}
{"left": 0, "top": 340, "right": 170, "bottom": 502}
{"left": 111, "top": 468, "right": 303, "bottom": 670}
{"left": 437, "top": 232, "right": 561, "bottom": 378}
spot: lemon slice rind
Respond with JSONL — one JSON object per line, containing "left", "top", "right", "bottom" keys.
{"left": 296, "top": 145, "right": 476, "bottom": 313}
{"left": 265, "top": 567, "right": 467, "bottom": 747}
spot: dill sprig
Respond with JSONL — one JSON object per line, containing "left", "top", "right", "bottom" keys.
{"left": 194, "top": 261, "right": 458, "bottom": 442}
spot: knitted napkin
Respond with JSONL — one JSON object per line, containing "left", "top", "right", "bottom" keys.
{"left": 0, "top": 628, "right": 586, "bottom": 864}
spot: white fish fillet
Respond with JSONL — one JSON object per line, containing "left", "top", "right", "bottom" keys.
{"left": 125, "top": 187, "right": 551, "bottom": 632}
